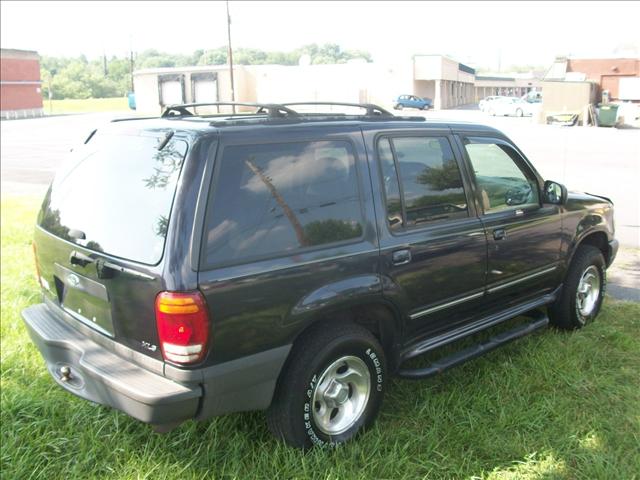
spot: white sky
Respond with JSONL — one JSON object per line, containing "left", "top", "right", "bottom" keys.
{"left": 2, "top": 1, "right": 639, "bottom": 70}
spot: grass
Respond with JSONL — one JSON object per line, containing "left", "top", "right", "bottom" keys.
{"left": 43, "top": 97, "right": 130, "bottom": 114}
{"left": 1, "top": 196, "right": 639, "bottom": 480}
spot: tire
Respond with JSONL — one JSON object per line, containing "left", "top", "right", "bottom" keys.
{"left": 266, "top": 322, "right": 386, "bottom": 449}
{"left": 396, "top": 104, "right": 403, "bottom": 110}
{"left": 516, "top": 108, "right": 523, "bottom": 117}
{"left": 549, "top": 245, "right": 606, "bottom": 330}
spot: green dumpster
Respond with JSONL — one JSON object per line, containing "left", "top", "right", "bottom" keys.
{"left": 598, "top": 104, "right": 619, "bottom": 127}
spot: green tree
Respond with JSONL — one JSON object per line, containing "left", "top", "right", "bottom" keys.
{"left": 39, "top": 44, "right": 373, "bottom": 100}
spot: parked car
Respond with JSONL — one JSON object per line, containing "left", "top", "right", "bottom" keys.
{"left": 487, "top": 96, "right": 536, "bottom": 117}
{"left": 522, "top": 91, "right": 542, "bottom": 104}
{"left": 478, "top": 95, "right": 504, "bottom": 112}
{"left": 23, "top": 101, "right": 617, "bottom": 449}
{"left": 394, "top": 94, "right": 432, "bottom": 110}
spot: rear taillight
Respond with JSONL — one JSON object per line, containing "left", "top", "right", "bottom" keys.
{"left": 155, "top": 291, "right": 210, "bottom": 364}
{"left": 32, "top": 242, "right": 42, "bottom": 287}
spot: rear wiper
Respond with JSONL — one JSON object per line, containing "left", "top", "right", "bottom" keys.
{"left": 157, "top": 131, "right": 174, "bottom": 151}
{"left": 84, "top": 129, "right": 97, "bottom": 144}
{"left": 68, "top": 250, "right": 153, "bottom": 280}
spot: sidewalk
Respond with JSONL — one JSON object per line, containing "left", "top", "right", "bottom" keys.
{"left": 608, "top": 247, "right": 640, "bottom": 302}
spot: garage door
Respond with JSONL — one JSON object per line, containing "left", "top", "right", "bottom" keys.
{"left": 158, "top": 74, "right": 185, "bottom": 106}
{"left": 192, "top": 72, "right": 218, "bottom": 103}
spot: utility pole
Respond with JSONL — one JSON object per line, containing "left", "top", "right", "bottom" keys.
{"left": 129, "top": 35, "right": 134, "bottom": 92}
{"left": 226, "top": 0, "right": 236, "bottom": 113}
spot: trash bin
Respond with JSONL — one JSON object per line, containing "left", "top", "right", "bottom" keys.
{"left": 127, "top": 92, "right": 136, "bottom": 110}
{"left": 597, "top": 104, "right": 618, "bottom": 127}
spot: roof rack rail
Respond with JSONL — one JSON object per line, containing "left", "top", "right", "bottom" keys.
{"left": 280, "top": 102, "right": 392, "bottom": 117}
{"left": 161, "top": 102, "right": 298, "bottom": 118}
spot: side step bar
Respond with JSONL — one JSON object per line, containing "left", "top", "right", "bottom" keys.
{"left": 397, "top": 310, "right": 549, "bottom": 380}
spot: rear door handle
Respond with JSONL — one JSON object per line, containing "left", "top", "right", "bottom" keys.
{"left": 493, "top": 228, "right": 507, "bottom": 241}
{"left": 392, "top": 249, "right": 412, "bottom": 265}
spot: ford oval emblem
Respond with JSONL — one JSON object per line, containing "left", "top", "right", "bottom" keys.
{"left": 67, "top": 273, "right": 80, "bottom": 288}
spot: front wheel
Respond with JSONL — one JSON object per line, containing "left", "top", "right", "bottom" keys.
{"left": 549, "top": 245, "right": 606, "bottom": 329}
{"left": 266, "top": 323, "right": 386, "bottom": 448}
{"left": 395, "top": 104, "right": 403, "bottom": 110}
{"left": 516, "top": 108, "right": 523, "bottom": 117}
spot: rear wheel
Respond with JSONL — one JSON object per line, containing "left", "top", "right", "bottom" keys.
{"left": 395, "top": 104, "right": 403, "bottom": 110}
{"left": 549, "top": 246, "right": 606, "bottom": 329}
{"left": 516, "top": 108, "right": 524, "bottom": 117}
{"left": 266, "top": 323, "right": 386, "bottom": 448}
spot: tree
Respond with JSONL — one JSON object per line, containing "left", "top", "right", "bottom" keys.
{"left": 38, "top": 44, "right": 373, "bottom": 100}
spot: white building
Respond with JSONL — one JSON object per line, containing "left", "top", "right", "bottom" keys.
{"left": 132, "top": 55, "right": 475, "bottom": 115}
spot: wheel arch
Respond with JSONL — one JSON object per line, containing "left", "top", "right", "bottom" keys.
{"left": 285, "top": 300, "right": 403, "bottom": 372}
{"left": 568, "top": 230, "right": 610, "bottom": 267}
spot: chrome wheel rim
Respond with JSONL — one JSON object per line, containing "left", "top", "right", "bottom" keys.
{"left": 312, "top": 356, "right": 371, "bottom": 436}
{"left": 576, "top": 265, "right": 601, "bottom": 317}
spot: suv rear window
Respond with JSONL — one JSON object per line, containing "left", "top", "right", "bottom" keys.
{"left": 202, "top": 140, "right": 363, "bottom": 268}
{"left": 38, "top": 131, "right": 188, "bottom": 265}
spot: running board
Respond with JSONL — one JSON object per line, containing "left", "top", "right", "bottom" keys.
{"left": 400, "top": 293, "right": 556, "bottom": 361}
{"left": 397, "top": 310, "right": 549, "bottom": 380}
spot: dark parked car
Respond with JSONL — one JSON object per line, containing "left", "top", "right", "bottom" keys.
{"left": 23, "top": 101, "right": 617, "bottom": 449}
{"left": 394, "top": 94, "right": 432, "bottom": 110}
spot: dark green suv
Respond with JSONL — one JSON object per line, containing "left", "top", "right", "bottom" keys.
{"left": 23, "top": 102, "right": 617, "bottom": 448}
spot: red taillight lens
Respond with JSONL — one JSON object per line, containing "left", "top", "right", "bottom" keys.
{"left": 155, "top": 291, "right": 210, "bottom": 364}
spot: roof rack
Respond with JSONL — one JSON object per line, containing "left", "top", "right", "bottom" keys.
{"left": 161, "top": 102, "right": 298, "bottom": 118}
{"left": 111, "top": 101, "right": 425, "bottom": 126}
{"left": 280, "top": 102, "right": 393, "bottom": 117}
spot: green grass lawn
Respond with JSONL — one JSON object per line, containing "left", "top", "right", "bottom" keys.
{"left": 1, "top": 196, "right": 639, "bottom": 479}
{"left": 43, "top": 97, "right": 130, "bottom": 114}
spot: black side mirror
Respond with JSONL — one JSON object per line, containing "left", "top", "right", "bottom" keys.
{"left": 543, "top": 180, "right": 567, "bottom": 205}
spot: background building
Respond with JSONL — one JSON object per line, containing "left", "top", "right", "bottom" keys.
{"left": 133, "top": 55, "right": 476, "bottom": 114}
{"left": 474, "top": 74, "right": 542, "bottom": 102}
{"left": 545, "top": 56, "right": 640, "bottom": 102}
{"left": 1, "top": 49, "right": 43, "bottom": 119}
{"left": 413, "top": 55, "right": 475, "bottom": 109}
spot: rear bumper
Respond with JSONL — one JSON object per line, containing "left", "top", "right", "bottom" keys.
{"left": 22, "top": 304, "right": 201, "bottom": 426}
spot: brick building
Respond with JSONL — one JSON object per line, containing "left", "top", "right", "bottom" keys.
{"left": 545, "top": 56, "right": 640, "bottom": 102}
{"left": 1, "top": 49, "right": 44, "bottom": 119}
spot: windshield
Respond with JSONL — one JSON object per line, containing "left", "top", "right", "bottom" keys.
{"left": 38, "top": 131, "right": 188, "bottom": 265}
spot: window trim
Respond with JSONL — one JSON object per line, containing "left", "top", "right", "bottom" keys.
{"left": 374, "top": 132, "right": 475, "bottom": 235}
{"left": 199, "top": 137, "right": 368, "bottom": 271}
{"left": 458, "top": 135, "right": 543, "bottom": 217}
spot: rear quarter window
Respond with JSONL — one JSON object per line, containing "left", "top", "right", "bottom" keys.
{"left": 38, "top": 131, "right": 188, "bottom": 265}
{"left": 202, "top": 140, "right": 364, "bottom": 268}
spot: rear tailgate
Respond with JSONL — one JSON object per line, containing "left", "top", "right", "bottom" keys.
{"left": 33, "top": 127, "right": 189, "bottom": 360}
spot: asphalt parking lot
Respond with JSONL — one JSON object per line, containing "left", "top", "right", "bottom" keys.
{"left": 1, "top": 109, "right": 638, "bottom": 300}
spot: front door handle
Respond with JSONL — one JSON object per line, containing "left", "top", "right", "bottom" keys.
{"left": 493, "top": 228, "right": 507, "bottom": 241}
{"left": 392, "top": 249, "right": 412, "bottom": 265}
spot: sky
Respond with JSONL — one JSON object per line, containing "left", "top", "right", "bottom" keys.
{"left": 2, "top": 1, "right": 639, "bottom": 71}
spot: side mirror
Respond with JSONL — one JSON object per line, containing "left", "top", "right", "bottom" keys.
{"left": 543, "top": 180, "right": 567, "bottom": 205}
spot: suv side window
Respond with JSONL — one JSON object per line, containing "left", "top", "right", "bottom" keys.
{"left": 463, "top": 137, "right": 540, "bottom": 213}
{"left": 377, "top": 136, "right": 469, "bottom": 230}
{"left": 202, "top": 140, "right": 363, "bottom": 268}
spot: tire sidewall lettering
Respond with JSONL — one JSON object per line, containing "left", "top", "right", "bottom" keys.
{"left": 303, "top": 344, "right": 384, "bottom": 446}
